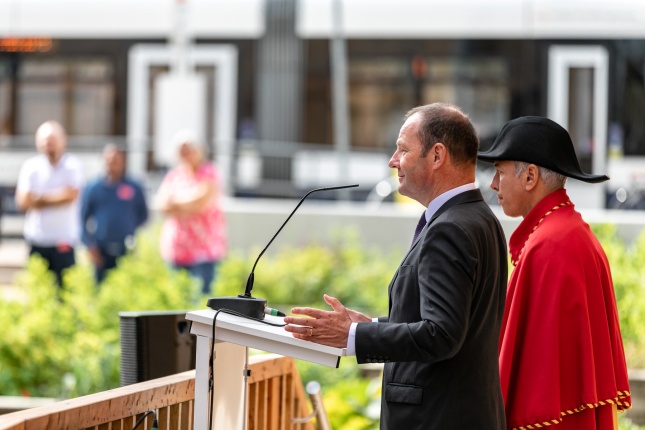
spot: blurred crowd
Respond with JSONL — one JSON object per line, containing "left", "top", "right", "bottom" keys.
{"left": 15, "top": 120, "right": 227, "bottom": 293}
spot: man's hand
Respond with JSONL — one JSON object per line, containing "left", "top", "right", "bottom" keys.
{"left": 283, "top": 294, "right": 371, "bottom": 348}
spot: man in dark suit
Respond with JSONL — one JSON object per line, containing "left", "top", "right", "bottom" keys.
{"left": 284, "top": 103, "right": 508, "bottom": 429}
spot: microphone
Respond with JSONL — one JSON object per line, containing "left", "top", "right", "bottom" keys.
{"left": 206, "top": 184, "right": 359, "bottom": 318}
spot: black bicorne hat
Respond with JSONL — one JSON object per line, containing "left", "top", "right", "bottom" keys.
{"left": 477, "top": 116, "right": 609, "bottom": 183}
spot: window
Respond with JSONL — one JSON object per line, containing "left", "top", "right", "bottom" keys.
{"left": 348, "top": 55, "right": 510, "bottom": 150}
{"left": 349, "top": 57, "right": 414, "bottom": 149}
{"left": 423, "top": 57, "right": 510, "bottom": 145}
{"left": 15, "top": 58, "right": 114, "bottom": 136}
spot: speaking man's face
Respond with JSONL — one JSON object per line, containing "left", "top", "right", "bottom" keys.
{"left": 388, "top": 113, "right": 435, "bottom": 205}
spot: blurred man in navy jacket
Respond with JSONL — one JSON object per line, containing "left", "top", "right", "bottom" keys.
{"left": 81, "top": 144, "right": 148, "bottom": 283}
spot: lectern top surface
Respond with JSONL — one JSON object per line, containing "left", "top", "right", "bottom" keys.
{"left": 186, "top": 308, "right": 347, "bottom": 359}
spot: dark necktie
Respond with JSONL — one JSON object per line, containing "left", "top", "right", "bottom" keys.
{"left": 411, "top": 211, "right": 427, "bottom": 247}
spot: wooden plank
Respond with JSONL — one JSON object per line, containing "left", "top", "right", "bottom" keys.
{"left": 122, "top": 416, "right": 134, "bottom": 429}
{"left": 259, "top": 380, "right": 268, "bottom": 430}
{"left": 253, "top": 382, "right": 260, "bottom": 430}
{"left": 187, "top": 400, "right": 194, "bottom": 430}
{"left": 179, "top": 401, "right": 190, "bottom": 430}
{"left": 133, "top": 413, "right": 144, "bottom": 430}
{"left": 290, "top": 375, "right": 301, "bottom": 430}
{"left": 24, "top": 416, "right": 52, "bottom": 429}
{"left": 269, "top": 377, "right": 280, "bottom": 430}
{"left": 0, "top": 417, "right": 26, "bottom": 430}
{"left": 247, "top": 380, "right": 255, "bottom": 430}
{"left": 248, "top": 355, "right": 292, "bottom": 384}
{"left": 168, "top": 403, "right": 180, "bottom": 430}
{"left": 158, "top": 406, "right": 169, "bottom": 430}
{"left": 280, "top": 374, "right": 294, "bottom": 430}
{"left": 290, "top": 365, "right": 315, "bottom": 430}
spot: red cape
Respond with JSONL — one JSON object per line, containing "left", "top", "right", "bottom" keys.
{"left": 499, "top": 190, "right": 631, "bottom": 429}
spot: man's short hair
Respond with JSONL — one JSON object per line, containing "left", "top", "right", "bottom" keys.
{"left": 513, "top": 161, "right": 567, "bottom": 190}
{"left": 404, "top": 103, "right": 479, "bottom": 165}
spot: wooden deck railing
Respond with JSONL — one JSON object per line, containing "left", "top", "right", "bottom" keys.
{"left": 0, "top": 354, "right": 316, "bottom": 430}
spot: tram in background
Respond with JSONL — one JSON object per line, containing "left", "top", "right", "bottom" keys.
{"left": 0, "top": 0, "right": 644, "bottom": 208}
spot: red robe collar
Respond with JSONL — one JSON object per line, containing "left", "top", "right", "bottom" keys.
{"left": 509, "top": 189, "right": 572, "bottom": 266}
{"left": 500, "top": 189, "right": 631, "bottom": 429}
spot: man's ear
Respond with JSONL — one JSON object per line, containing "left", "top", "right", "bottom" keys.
{"left": 525, "top": 164, "right": 539, "bottom": 191}
{"left": 431, "top": 143, "right": 447, "bottom": 169}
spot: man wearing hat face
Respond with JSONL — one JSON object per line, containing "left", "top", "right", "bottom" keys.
{"left": 478, "top": 116, "right": 631, "bottom": 429}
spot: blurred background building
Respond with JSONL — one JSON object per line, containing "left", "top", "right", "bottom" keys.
{"left": 1, "top": 0, "right": 645, "bottom": 209}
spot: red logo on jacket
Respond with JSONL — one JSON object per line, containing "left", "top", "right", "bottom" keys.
{"left": 117, "top": 184, "right": 135, "bottom": 200}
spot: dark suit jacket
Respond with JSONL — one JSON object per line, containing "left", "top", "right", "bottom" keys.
{"left": 356, "top": 189, "right": 507, "bottom": 429}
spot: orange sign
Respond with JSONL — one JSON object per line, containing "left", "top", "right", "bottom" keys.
{"left": 0, "top": 37, "right": 53, "bottom": 52}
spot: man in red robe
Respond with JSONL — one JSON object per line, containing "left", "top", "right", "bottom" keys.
{"left": 478, "top": 116, "right": 632, "bottom": 429}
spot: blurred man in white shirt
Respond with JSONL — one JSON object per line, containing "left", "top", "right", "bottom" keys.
{"left": 16, "top": 121, "right": 83, "bottom": 287}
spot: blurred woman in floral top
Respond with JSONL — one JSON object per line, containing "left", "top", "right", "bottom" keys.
{"left": 156, "top": 130, "right": 227, "bottom": 294}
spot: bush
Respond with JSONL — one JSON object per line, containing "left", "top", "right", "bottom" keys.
{"left": 592, "top": 224, "right": 645, "bottom": 368}
{"left": 215, "top": 230, "right": 397, "bottom": 314}
{"left": 0, "top": 228, "right": 198, "bottom": 398}
{"left": 620, "top": 416, "right": 645, "bottom": 430}
{"left": 0, "top": 227, "right": 396, "bottom": 398}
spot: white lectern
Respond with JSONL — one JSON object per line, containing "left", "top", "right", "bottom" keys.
{"left": 186, "top": 309, "right": 346, "bottom": 430}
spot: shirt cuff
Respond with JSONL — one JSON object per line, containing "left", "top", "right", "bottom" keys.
{"left": 346, "top": 322, "right": 358, "bottom": 356}
{"left": 346, "top": 318, "right": 380, "bottom": 356}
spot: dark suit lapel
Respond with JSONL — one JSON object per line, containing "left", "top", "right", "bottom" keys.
{"left": 408, "top": 188, "right": 484, "bottom": 252}
{"left": 387, "top": 189, "right": 485, "bottom": 302}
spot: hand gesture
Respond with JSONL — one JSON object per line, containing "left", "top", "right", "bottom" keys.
{"left": 283, "top": 294, "right": 371, "bottom": 348}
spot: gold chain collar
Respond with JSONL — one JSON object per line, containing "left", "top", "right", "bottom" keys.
{"left": 512, "top": 201, "right": 573, "bottom": 266}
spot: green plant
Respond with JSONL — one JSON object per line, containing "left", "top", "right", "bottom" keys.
{"left": 0, "top": 228, "right": 198, "bottom": 398}
{"left": 0, "top": 226, "right": 396, "bottom": 400}
{"left": 215, "top": 231, "right": 397, "bottom": 315}
{"left": 592, "top": 224, "right": 645, "bottom": 368}
{"left": 619, "top": 415, "right": 645, "bottom": 430}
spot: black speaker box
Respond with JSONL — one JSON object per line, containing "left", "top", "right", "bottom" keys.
{"left": 119, "top": 310, "right": 196, "bottom": 386}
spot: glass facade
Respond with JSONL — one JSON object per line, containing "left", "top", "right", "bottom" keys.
{"left": 1, "top": 36, "right": 645, "bottom": 202}
{"left": 3, "top": 37, "right": 644, "bottom": 154}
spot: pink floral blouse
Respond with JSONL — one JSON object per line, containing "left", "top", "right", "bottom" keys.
{"left": 159, "top": 162, "right": 227, "bottom": 265}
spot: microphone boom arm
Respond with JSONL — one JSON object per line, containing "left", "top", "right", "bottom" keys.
{"left": 207, "top": 184, "right": 358, "bottom": 318}
{"left": 242, "top": 184, "right": 359, "bottom": 297}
